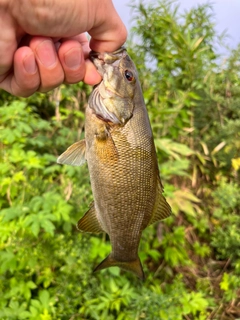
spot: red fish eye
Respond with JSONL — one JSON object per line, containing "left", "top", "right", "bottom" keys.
{"left": 125, "top": 70, "right": 134, "bottom": 81}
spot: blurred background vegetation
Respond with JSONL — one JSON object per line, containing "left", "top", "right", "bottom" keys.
{"left": 0, "top": 1, "right": 240, "bottom": 319}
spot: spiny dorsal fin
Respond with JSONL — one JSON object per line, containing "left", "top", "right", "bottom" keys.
{"left": 148, "top": 179, "right": 172, "bottom": 226}
{"left": 94, "top": 253, "right": 145, "bottom": 280}
{"left": 57, "top": 140, "right": 86, "bottom": 166}
{"left": 77, "top": 204, "right": 104, "bottom": 234}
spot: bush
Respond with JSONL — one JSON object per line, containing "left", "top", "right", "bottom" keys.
{"left": 0, "top": 1, "right": 239, "bottom": 318}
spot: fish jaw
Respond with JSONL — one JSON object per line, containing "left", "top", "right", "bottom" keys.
{"left": 90, "top": 47, "right": 127, "bottom": 72}
{"left": 90, "top": 47, "right": 127, "bottom": 79}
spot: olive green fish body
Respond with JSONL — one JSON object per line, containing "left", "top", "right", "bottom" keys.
{"left": 57, "top": 48, "right": 171, "bottom": 279}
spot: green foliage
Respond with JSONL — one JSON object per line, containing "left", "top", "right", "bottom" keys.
{"left": 211, "top": 180, "right": 240, "bottom": 277}
{"left": 1, "top": 1, "right": 240, "bottom": 319}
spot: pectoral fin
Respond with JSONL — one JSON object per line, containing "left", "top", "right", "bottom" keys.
{"left": 95, "top": 127, "right": 119, "bottom": 164}
{"left": 94, "top": 253, "right": 145, "bottom": 280}
{"left": 148, "top": 179, "right": 172, "bottom": 226}
{"left": 77, "top": 203, "right": 104, "bottom": 234}
{"left": 57, "top": 140, "right": 86, "bottom": 166}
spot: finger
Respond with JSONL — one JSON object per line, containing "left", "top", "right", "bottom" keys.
{"left": 59, "top": 34, "right": 91, "bottom": 58}
{"left": 0, "top": 46, "right": 40, "bottom": 97}
{"left": 58, "top": 34, "right": 101, "bottom": 85}
{"left": 84, "top": 59, "right": 102, "bottom": 85}
{"left": 30, "top": 36, "right": 64, "bottom": 92}
{"left": 57, "top": 40, "right": 86, "bottom": 84}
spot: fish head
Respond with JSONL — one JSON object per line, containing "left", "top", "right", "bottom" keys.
{"left": 89, "top": 47, "right": 138, "bottom": 125}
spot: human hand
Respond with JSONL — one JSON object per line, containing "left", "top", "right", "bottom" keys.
{"left": 0, "top": 0, "right": 127, "bottom": 96}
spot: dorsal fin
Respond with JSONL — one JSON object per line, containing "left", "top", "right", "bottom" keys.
{"left": 77, "top": 203, "right": 104, "bottom": 234}
{"left": 148, "top": 179, "right": 172, "bottom": 226}
{"left": 57, "top": 140, "right": 86, "bottom": 166}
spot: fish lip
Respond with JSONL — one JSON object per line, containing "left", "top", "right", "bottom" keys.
{"left": 89, "top": 46, "right": 128, "bottom": 80}
{"left": 89, "top": 47, "right": 127, "bottom": 75}
{"left": 89, "top": 46, "right": 127, "bottom": 62}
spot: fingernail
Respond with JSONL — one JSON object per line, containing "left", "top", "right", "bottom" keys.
{"left": 64, "top": 48, "right": 82, "bottom": 70}
{"left": 23, "top": 53, "right": 37, "bottom": 74}
{"left": 36, "top": 40, "right": 57, "bottom": 67}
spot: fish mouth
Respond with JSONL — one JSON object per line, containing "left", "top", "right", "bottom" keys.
{"left": 89, "top": 47, "right": 127, "bottom": 76}
{"left": 90, "top": 46, "right": 126, "bottom": 62}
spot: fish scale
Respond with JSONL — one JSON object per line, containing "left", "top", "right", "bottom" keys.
{"left": 57, "top": 47, "right": 171, "bottom": 279}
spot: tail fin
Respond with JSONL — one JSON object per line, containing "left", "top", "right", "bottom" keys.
{"left": 93, "top": 253, "right": 145, "bottom": 280}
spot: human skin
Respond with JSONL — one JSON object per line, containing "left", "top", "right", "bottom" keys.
{"left": 0, "top": 0, "right": 127, "bottom": 96}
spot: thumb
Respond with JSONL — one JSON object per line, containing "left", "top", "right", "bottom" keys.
{"left": 88, "top": 0, "right": 127, "bottom": 52}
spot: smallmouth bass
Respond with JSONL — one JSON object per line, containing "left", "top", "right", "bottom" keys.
{"left": 57, "top": 47, "right": 171, "bottom": 280}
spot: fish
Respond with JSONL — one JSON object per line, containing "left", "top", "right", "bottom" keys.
{"left": 57, "top": 47, "right": 171, "bottom": 280}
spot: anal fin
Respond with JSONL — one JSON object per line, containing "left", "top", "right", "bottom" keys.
{"left": 77, "top": 203, "right": 104, "bottom": 234}
{"left": 57, "top": 140, "right": 86, "bottom": 166}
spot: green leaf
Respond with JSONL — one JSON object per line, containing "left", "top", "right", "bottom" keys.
{"left": 39, "top": 290, "right": 50, "bottom": 309}
{"left": 155, "top": 139, "right": 194, "bottom": 159}
{"left": 220, "top": 273, "right": 229, "bottom": 291}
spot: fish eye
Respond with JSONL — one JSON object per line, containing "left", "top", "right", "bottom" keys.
{"left": 124, "top": 70, "right": 134, "bottom": 82}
